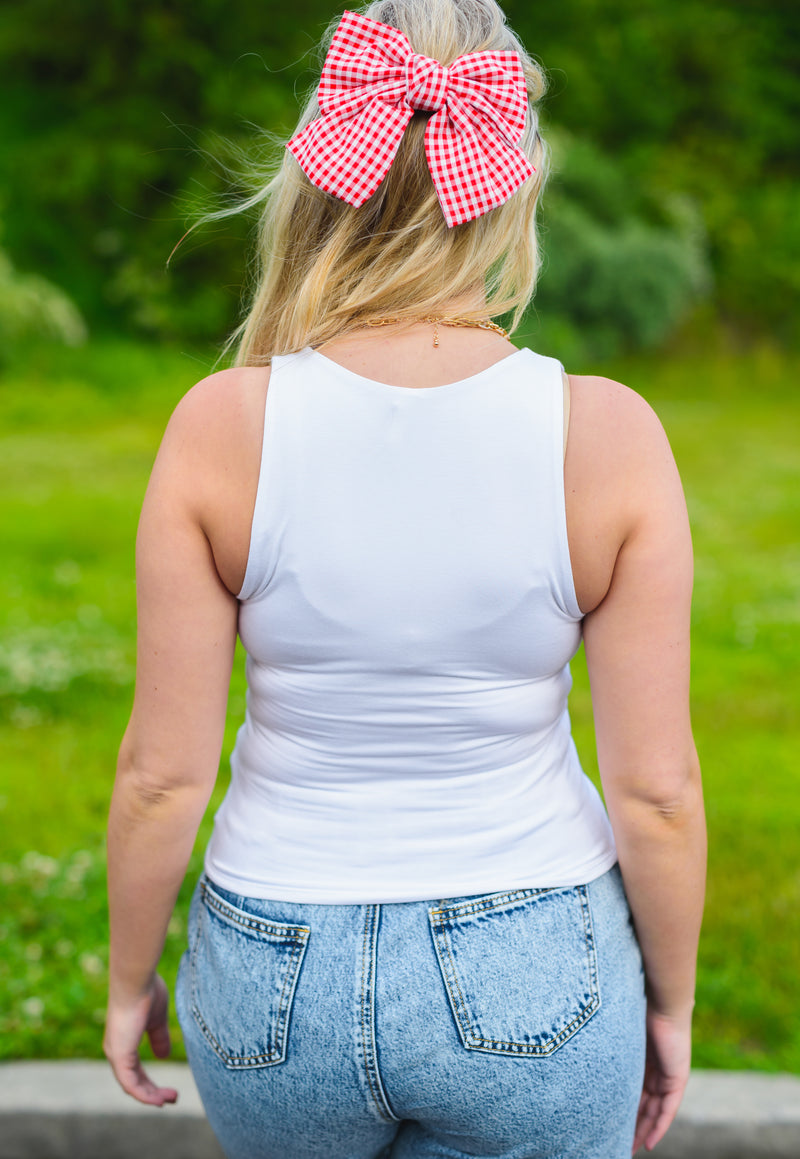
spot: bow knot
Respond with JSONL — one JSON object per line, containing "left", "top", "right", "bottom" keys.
{"left": 405, "top": 54, "right": 449, "bottom": 113}
{"left": 287, "top": 10, "right": 535, "bottom": 227}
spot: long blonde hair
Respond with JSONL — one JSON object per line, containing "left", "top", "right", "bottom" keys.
{"left": 234, "top": 0, "right": 547, "bottom": 365}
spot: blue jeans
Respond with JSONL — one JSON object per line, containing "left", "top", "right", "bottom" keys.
{"left": 175, "top": 864, "right": 645, "bottom": 1159}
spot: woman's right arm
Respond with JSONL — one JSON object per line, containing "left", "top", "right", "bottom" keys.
{"left": 104, "top": 368, "right": 267, "bottom": 1105}
{"left": 578, "top": 383, "right": 706, "bottom": 1153}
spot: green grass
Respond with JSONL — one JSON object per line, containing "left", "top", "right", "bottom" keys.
{"left": 0, "top": 335, "right": 798, "bottom": 1071}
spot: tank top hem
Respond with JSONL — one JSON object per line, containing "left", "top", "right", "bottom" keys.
{"left": 203, "top": 846, "right": 619, "bottom": 906}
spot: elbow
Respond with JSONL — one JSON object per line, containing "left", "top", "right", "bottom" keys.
{"left": 609, "top": 750, "right": 704, "bottom": 825}
{"left": 115, "top": 757, "right": 177, "bottom": 811}
{"left": 114, "top": 741, "right": 209, "bottom": 811}
{"left": 649, "top": 785, "right": 702, "bottom": 824}
{"left": 656, "top": 750, "right": 703, "bottom": 820}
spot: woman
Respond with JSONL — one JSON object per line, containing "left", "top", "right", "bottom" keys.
{"left": 104, "top": 2, "right": 706, "bottom": 1156}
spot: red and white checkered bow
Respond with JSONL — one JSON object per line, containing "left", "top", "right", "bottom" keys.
{"left": 286, "top": 10, "right": 534, "bottom": 228}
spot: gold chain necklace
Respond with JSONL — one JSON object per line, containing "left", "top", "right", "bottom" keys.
{"left": 365, "top": 316, "right": 510, "bottom": 348}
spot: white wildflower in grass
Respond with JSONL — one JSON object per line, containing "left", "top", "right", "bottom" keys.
{"left": 0, "top": 619, "right": 132, "bottom": 696}
{"left": 21, "top": 997, "right": 44, "bottom": 1020}
{"left": 66, "top": 850, "right": 94, "bottom": 884}
{"left": 57, "top": 879, "right": 87, "bottom": 900}
{"left": 21, "top": 852, "right": 59, "bottom": 878}
{"left": 24, "top": 943, "right": 42, "bottom": 961}
{"left": 79, "top": 953, "right": 105, "bottom": 977}
{"left": 55, "top": 939, "right": 75, "bottom": 958}
{"left": 53, "top": 560, "right": 82, "bottom": 586}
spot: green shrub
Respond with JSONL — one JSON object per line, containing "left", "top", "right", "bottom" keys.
{"left": 0, "top": 245, "right": 87, "bottom": 352}
{"left": 529, "top": 136, "right": 711, "bottom": 361}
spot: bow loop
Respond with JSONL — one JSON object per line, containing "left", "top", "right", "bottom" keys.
{"left": 405, "top": 54, "right": 448, "bottom": 113}
{"left": 286, "top": 10, "right": 534, "bottom": 227}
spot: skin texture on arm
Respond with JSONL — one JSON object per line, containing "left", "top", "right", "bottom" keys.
{"left": 104, "top": 368, "right": 268, "bottom": 1105}
{"left": 566, "top": 376, "right": 707, "bottom": 1154}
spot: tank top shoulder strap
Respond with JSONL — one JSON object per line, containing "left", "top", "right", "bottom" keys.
{"left": 236, "top": 351, "right": 298, "bottom": 601}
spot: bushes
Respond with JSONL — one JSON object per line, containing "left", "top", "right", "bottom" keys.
{"left": 531, "top": 136, "right": 711, "bottom": 361}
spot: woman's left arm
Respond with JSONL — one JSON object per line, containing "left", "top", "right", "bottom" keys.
{"left": 104, "top": 382, "right": 241, "bottom": 1105}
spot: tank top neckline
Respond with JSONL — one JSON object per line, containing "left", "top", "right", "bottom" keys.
{"left": 303, "top": 344, "right": 532, "bottom": 394}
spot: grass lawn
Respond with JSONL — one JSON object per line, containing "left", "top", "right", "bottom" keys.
{"left": 0, "top": 336, "right": 798, "bottom": 1071}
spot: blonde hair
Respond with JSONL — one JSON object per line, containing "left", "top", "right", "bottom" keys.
{"left": 233, "top": 0, "right": 547, "bottom": 365}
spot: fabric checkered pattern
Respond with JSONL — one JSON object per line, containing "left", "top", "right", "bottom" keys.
{"left": 286, "top": 10, "right": 534, "bottom": 228}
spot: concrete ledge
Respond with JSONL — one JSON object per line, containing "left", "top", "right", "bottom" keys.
{"left": 0, "top": 1063, "right": 224, "bottom": 1159}
{"left": 649, "top": 1070, "right": 800, "bottom": 1158}
{"left": 1, "top": 1062, "right": 799, "bottom": 1158}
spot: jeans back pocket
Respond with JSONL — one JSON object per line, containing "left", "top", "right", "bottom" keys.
{"left": 190, "top": 878, "right": 310, "bottom": 1069}
{"left": 428, "top": 885, "right": 599, "bottom": 1056}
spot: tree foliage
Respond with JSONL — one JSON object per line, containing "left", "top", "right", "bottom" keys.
{"left": 0, "top": 0, "right": 796, "bottom": 351}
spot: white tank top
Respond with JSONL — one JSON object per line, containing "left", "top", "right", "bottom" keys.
{"left": 204, "top": 345, "right": 617, "bottom": 902}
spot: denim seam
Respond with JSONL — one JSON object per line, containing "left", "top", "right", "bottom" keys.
{"left": 359, "top": 905, "right": 399, "bottom": 1123}
{"left": 190, "top": 882, "right": 309, "bottom": 1068}
{"left": 430, "top": 885, "right": 552, "bottom": 921}
{"left": 580, "top": 881, "right": 600, "bottom": 1007}
{"left": 429, "top": 884, "right": 601, "bottom": 1056}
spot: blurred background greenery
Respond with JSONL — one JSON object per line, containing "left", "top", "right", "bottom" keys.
{"left": 0, "top": 0, "right": 798, "bottom": 1068}
{"left": 1, "top": 0, "right": 798, "bottom": 357}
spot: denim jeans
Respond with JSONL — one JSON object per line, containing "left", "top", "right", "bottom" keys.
{"left": 175, "top": 863, "right": 645, "bottom": 1159}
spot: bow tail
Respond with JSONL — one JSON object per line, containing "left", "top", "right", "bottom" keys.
{"left": 425, "top": 106, "right": 534, "bottom": 227}
{"left": 288, "top": 104, "right": 413, "bottom": 208}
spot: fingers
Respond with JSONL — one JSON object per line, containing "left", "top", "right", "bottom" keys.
{"left": 632, "top": 1089, "right": 660, "bottom": 1154}
{"left": 632, "top": 1086, "right": 684, "bottom": 1154}
{"left": 641, "top": 1087, "right": 683, "bottom": 1151}
{"left": 110, "top": 1055, "right": 178, "bottom": 1107}
{"left": 104, "top": 976, "right": 177, "bottom": 1106}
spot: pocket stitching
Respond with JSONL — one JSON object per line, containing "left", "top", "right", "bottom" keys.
{"left": 272, "top": 934, "right": 306, "bottom": 1061}
{"left": 432, "top": 920, "right": 476, "bottom": 1047}
{"left": 429, "top": 884, "right": 600, "bottom": 1056}
{"left": 200, "top": 880, "right": 311, "bottom": 940}
{"left": 430, "top": 885, "right": 553, "bottom": 922}
{"left": 190, "top": 880, "right": 310, "bottom": 1068}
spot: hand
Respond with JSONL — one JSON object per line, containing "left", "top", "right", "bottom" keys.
{"left": 104, "top": 974, "right": 179, "bottom": 1106}
{"left": 632, "top": 1004, "right": 692, "bottom": 1153}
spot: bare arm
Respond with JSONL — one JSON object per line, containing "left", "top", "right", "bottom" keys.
{"left": 576, "top": 384, "right": 706, "bottom": 1152}
{"left": 104, "top": 371, "right": 262, "bottom": 1104}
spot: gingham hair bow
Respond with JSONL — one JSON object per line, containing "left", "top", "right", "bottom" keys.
{"left": 286, "top": 10, "right": 534, "bottom": 228}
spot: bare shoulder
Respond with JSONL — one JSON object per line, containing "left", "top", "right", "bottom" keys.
{"left": 566, "top": 373, "right": 680, "bottom": 508}
{"left": 164, "top": 366, "right": 271, "bottom": 453}
{"left": 568, "top": 373, "right": 672, "bottom": 459}
{"left": 143, "top": 365, "right": 271, "bottom": 595}
{"left": 176, "top": 364, "right": 270, "bottom": 407}
{"left": 154, "top": 367, "right": 270, "bottom": 491}
{"left": 564, "top": 374, "right": 686, "bottom": 613}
